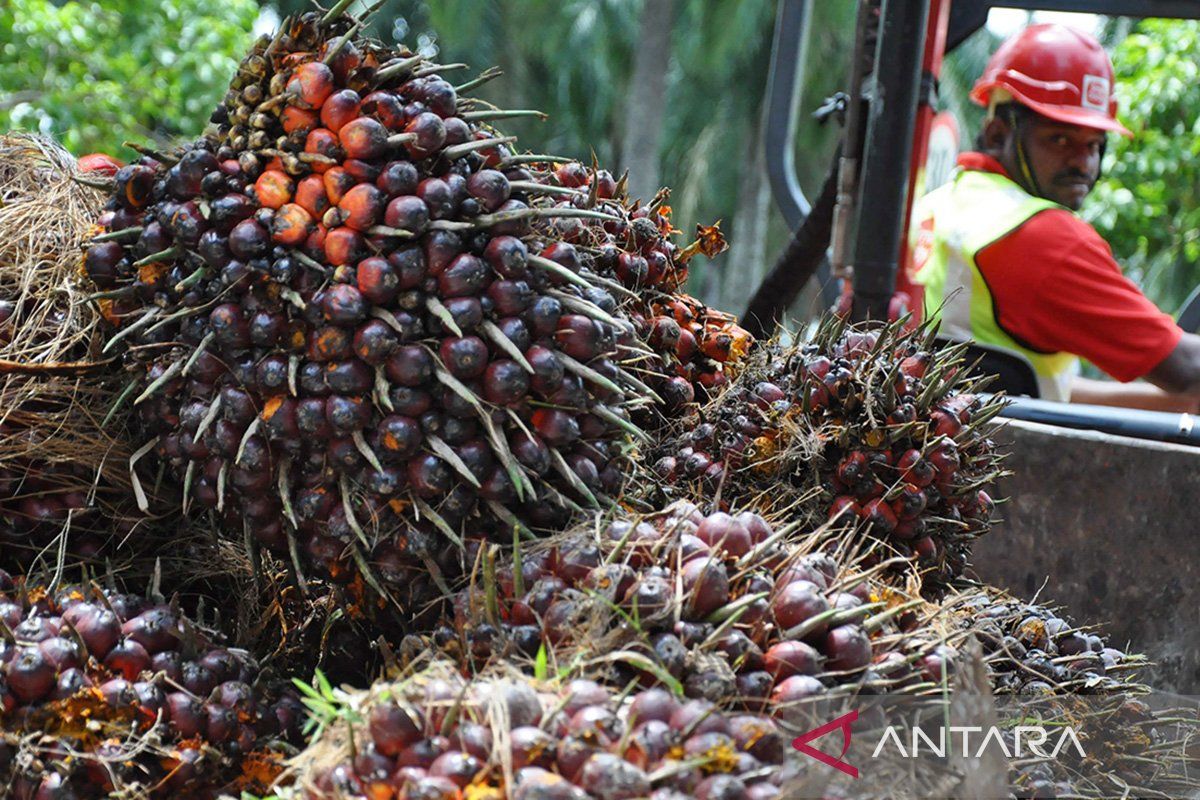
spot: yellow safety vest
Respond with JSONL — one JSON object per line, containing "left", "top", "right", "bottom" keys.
{"left": 913, "top": 168, "right": 1080, "bottom": 402}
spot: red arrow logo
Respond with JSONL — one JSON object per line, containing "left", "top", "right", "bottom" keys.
{"left": 791, "top": 709, "right": 859, "bottom": 778}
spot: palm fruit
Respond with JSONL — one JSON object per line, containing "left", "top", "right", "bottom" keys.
{"left": 427, "top": 501, "right": 942, "bottom": 728}
{"left": 0, "top": 135, "right": 165, "bottom": 570}
{"left": 0, "top": 568, "right": 299, "bottom": 798}
{"left": 944, "top": 587, "right": 1146, "bottom": 696}
{"left": 650, "top": 315, "right": 1006, "bottom": 588}
{"left": 79, "top": 9, "right": 673, "bottom": 603}
{"left": 274, "top": 659, "right": 794, "bottom": 799}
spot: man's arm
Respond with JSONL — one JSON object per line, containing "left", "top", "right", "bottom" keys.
{"left": 1070, "top": 333, "right": 1200, "bottom": 412}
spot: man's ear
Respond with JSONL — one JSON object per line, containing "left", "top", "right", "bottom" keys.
{"left": 981, "top": 116, "right": 1011, "bottom": 153}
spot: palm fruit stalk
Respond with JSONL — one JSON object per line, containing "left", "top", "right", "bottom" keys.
{"left": 274, "top": 659, "right": 794, "bottom": 799}
{"left": 0, "top": 568, "right": 301, "bottom": 798}
{"left": 426, "top": 501, "right": 947, "bottom": 729}
{"left": 0, "top": 134, "right": 167, "bottom": 570}
{"left": 80, "top": 9, "right": 669, "bottom": 605}
{"left": 650, "top": 315, "right": 1007, "bottom": 589}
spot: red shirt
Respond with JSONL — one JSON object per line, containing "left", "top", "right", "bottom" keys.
{"left": 959, "top": 152, "right": 1181, "bottom": 382}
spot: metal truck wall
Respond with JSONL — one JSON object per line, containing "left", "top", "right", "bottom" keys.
{"left": 970, "top": 419, "right": 1200, "bottom": 693}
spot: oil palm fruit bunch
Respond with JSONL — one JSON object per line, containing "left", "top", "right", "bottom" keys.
{"left": 80, "top": 7, "right": 668, "bottom": 602}
{"left": 0, "top": 134, "right": 163, "bottom": 570}
{"left": 276, "top": 659, "right": 793, "bottom": 799}
{"left": 427, "top": 502, "right": 944, "bottom": 728}
{"left": 0, "top": 569, "right": 301, "bottom": 798}
{"left": 650, "top": 315, "right": 1006, "bottom": 588}
{"left": 944, "top": 588, "right": 1145, "bottom": 696}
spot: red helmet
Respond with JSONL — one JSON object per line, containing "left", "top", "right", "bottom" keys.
{"left": 971, "top": 23, "right": 1131, "bottom": 137}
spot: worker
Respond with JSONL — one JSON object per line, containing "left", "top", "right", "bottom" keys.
{"left": 911, "top": 23, "right": 1200, "bottom": 411}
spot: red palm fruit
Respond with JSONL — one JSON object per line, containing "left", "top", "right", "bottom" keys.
{"left": 417, "top": 177, "right": 455, "bottom": 219}
{"left": 210, "top": 303, "right": 251, "bottom": 349}
{"left": 862, "top": 498, "right": 898, "bottom": 532}
{"left": 378, "top": 160, "right": 419, "bottom": 196}
{"left": 229, "top": 218, "right": 270, "bottom": 260}
{"left": 338, "top": 117, "right": 388, "bottom": 161}
{"left": 484, "top": 235, "right": 528, "bottom": 279}
{"left": 344, "top": 157, "right": 381, "bottom": 183}
{"left": 927, "top": 439, "right": 960, "bottom": 479}
{"left": 356, "top": 256, "right": 399, "bottom": 305}
{"left": 524, "top": 346, "right": 564, "bottom": 395}
{"left": 78, "top": 151, "right": 122, "bottom": 174}
{"left": 486, "top": 280, "right": 533, "bottom": 317}
{"left": 439, "top": 336, "right": 489, "bottom": 379}
{"left": 377, "top": 415, "right": 422, "bottom": 461}
{"left": 360, "top": 90, "right": 406, "bottom": 130}
{"left": 693, "top": 513, "right": 753, "bottom": 557}
{"left": 114, "top": 163, "right": 155, "bottom": 208}
{"left": 680, "top": 557, "right": 729, "bottom": 618}
{"left": 835, "top": 451, "right": 869, "bottom": 486}
{"left": 385, "top": 345, "right": 435, "bottom": 387}
{"left": 824, "top": 625, "right": 872, "bottom": 671}
{"left": 897, "top": 449, "right": 935, "bottom": 487}
{"left": 287, "top": 61, "right": 335, "bottom": 107}
{"left": 353, "top": 320, "right": 399, "bottom": 366}
{"left": 484, "top": 360, "right": 530, "bottom": 405}
{"left": 425, "top": 229, "right": 464, "bottom": 275}
{"left": 122, "top": 607, "right": 179, "bottom": 651}
{"left": 326, "top": 395, "right": 370, "bottom": 432}
{"left": 270, "top": 203, "right": 314, "bottom": 247}
{"left": 309, "top": 326, "right": 353, "bottom": 361}
{"left": 323, "top": 284, "right": 368, "bottom": 325}
{"left": 62, "top": 602, "right": 120, "bottom": 659}
{"left": 673, "top": 328, "right": 698, "bottom": 362}
{"left": 408, "top": 454, "right": 453, "bottom": 497}
{"left": 282, "top": 105, "right": 320, "bottom": 135}
{"left": 555, "top": 162, "right": 589, "bottom": 188}
{"left": 7, "top": 647, "right": 55, "bottom": 703}
{"left": 648, "top": 316, "right": 681, "bottom": 351}
{"left": 735, "top": 512, "right": 773, "bottom": 546}
{"left": 290, "top": 173, "right": 328, "bottom": 219}
{"left": 321, "top": 89, "right": 361, "bottom": 132}
{"left": 771, "top": 580, "right": 829, "bottom": 633}
{"left": 104, "top": 637, "right": 151, "bottom": 680}
{"left": 305, "top": 126, "right": 341, "bottom": 162}
{"left": 429, "top": 751, "right": 481, "bottom": 789}
{"left": 439, "top": 254, "right": 489, "bottom": 297}
{"left": 554, "top": 315, "right": 603, "bottom": 361}
{"left": 325, "top": 361, "right": 373, "bottom": 394}
{"left": 254, "top": 169, "right": 294, "bottom": 210}
{"left": 930, "top": 409, "right": 962, "bottom": 438}
{"left": 338, "top": 184, "right": 385, "bottom": 232}
{"left": 384, "top": 195, "right": 429, "bottom": 233}
{"left": 662, "top": 376, "right": 695, "bottom": 409}
{"left": 510, "top": 727, "right": 557, "bottom": 771}
{"left": 913, "top": 536, "right": 938, "bottom": 562}
{"left": 512, "top": 431, "right": 551, "bottom": 475}
{"left": 325, "top": 37, "right": 362, "bottom": 82}
{"left": 419, "top": 78, "right": 458, "bottom": 117}
{"left": 466, "top": 169, "right": 510, "bottom": 211}
{"left": 531, "top": 409, "right": 579, "bottom": 447}
{"left": 401, "top": 112, "right": 447, "bottom": 159}
{"left": 525, "top": 298, "right": 562, "bottom": 341}
{"left": 324, "top": 166, "right": 357, "bottom": 205}
{"left": 615, "top": 252, "right": 648, "bottom": 285}
{"left": 894, "top": 484, "right": 927, "bottom": 520}
{"left": 324, "top": 226, "right": 365, "bottom": 266}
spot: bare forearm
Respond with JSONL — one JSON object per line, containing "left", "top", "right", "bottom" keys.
{"left": 1069, "top": 376, "right": 1200, "bottom": 413}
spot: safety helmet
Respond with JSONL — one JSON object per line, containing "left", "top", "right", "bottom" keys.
{"left": 971, "top": 23, "right": 1132, "bottom": 137}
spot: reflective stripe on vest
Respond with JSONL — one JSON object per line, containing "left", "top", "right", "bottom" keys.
{"left": 913, "top": 169, "right": 1080, "bottom": 402}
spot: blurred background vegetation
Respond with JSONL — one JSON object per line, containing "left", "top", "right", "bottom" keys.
{"left": 2, "top": 1, "right": 1197, "bottom": 323}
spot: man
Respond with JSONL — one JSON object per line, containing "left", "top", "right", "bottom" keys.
{"left": 912, "top": 23, "right": 1200, "bottom": 410}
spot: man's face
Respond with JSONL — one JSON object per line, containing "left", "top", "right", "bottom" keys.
{"left": 1010, "top": 115, "right": 1106, "bottom": 210}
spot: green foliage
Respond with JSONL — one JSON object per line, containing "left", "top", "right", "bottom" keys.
{"left": 0, "top": 0, "right": 258, "bottom": 158}
{"left": 1085, "top": 19, "right": 1200, "bottom": 315}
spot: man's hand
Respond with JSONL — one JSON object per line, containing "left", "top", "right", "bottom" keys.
{"left": 1145, "top": 332, "right": 1200, "bottom": 398}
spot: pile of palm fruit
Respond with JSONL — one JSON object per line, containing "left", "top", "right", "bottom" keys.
{"left": 650, "top": 315, "right": 1006, "bottom": 589}
{"left": 0, "top": 2, "right": 1193, "bottom": 798}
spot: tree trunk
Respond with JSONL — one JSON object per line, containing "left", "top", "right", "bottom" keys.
{"left": 716, "top": 115, "right": 771, "bottom": 312}
{"left": 620, "top": 0, "right": 676, "bottom": 204}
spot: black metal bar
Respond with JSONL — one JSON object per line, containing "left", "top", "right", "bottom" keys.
{"left": 999, "top": 396, "right": 1200, "bottom": 446}
{"left": 764, "top": 0, "right": 813, "bottom": 227}
{"left": 948, "top": 0, "right": 1200, "bottom": 53}
{"left": 849, "top": 0, "right": 930, "bottom": 321}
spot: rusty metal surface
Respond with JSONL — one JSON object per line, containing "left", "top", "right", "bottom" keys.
{"left": 970, "top": 419, "right": 1200, "bottom": 693}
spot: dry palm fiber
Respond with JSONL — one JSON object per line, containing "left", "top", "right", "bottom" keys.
{"left": 0, "top": 133, "right": 170, "bottom": 572}
{"left": 78, "top": 4, "right": 745, "bottom": 617}
{"left": 647, "top": 314, "right": 1007, "bottom": 591}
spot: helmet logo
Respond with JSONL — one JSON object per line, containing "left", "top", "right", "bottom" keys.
{"left": 1081, "top": 75, "right": 1109, "bottom": 111}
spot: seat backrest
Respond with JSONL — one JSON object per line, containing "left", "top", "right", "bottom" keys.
{"left": 933, "top": 336, "right": 1040, "bottom": 398}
